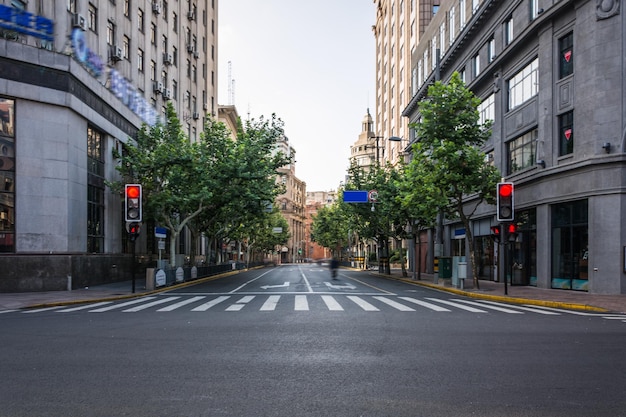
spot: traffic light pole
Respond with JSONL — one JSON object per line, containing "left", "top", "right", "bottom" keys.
{"left": 131, "top": 238, "right": 136, "bottom": 293}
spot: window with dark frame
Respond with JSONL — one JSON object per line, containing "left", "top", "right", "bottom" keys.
{"left": 0, "top": 97, "right": 15, "bottom": 253}
{"left": 559, "top": 111, "right": 574, "bottom": 156}
{"left": 559, "top": 32, "right": 573, "bottom": 79}
{"left": 507, "top": 129, "right": 537, "bottom": 174}
{"left": 87, "top": 126, "right": 105, "bottom": 253}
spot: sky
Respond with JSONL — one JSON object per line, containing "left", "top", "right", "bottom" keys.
{"left": 218, "top": 0, "right": 376, "bottom": 191}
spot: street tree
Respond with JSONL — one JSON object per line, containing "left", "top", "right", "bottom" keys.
{"left": 408, "top": 71, "right": 500, "bottom": 288}
{"left": 311, "top": 203, "right": 350, "bottom": 257}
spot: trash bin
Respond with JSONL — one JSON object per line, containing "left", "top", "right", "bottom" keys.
{"left": 438, "top": 257, "right": 452, "bottom": 279}
{"left": 457, "top": 261, "right": 467, "bottom": 289}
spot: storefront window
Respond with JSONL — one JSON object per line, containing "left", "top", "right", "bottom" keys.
{"left": 0, "top": 97, "right": 15, "bottom": 252}
{"left": 551, "top": 200, "right": 588, "bottom": 291}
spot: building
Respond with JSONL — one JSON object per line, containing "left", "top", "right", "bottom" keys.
{"left": 403, "top": 0, "right": 626, "bottom": 294}
{"left": 349, "top": 109, "right": 378, "bottom": 171}
{"left": 372, "top": 0, "right": 434, "bottom": 165}
{"left": 305, "top": 190, "right": 338, "bottom": 261}
{"left": 275, "top": 136, "right": 306, "bottom": 263}
{"left": 0, "top": 0, "right": 217, "bottom": 291}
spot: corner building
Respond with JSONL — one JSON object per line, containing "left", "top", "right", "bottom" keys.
{"left": 404, "top": 0, "right": 626, "bottom": 294}
{"left": 0, "top": 1, "right": 217, "bottom": 291}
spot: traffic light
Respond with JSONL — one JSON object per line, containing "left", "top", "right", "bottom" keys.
{"left": 496, "top": 182, "right": 514, "bottom": 222}
{"left": 490, "top": 225, "right": 501, "bottom": 242}
{"left": 128, "top": 222, "right": 141, "bottom": 242}
{"left": 125, "top": 184, "right": 142, "bottom": 223}
{"left": 507, "top": 223, "right": 518, "bottom": 242}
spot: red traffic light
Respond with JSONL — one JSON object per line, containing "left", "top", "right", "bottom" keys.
{"left": 498, "top": 183, "right": 513, "bottom": 197}
{"left": 507, "top": 223, "right": 517, "bottom": 233}
{"left": 490, "top": 225, "right": 501, "bottom": 242}
{"left": 126, "top": 185, "right": 140, "bottom": 198}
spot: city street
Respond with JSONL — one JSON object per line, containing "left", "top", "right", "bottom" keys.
{"left": 2, "top": 265, "right": 626, "bottom": 416}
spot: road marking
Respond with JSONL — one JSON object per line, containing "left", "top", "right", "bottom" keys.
{"left": 347, "top": 296, "right": 379, "bottom": 311}
{"left": 349, "top": 277, "right": 395, "bottom": 295}
{"left": 260, "top": 295, "right": 281, "bottom": 311}
{"left": 298, "top": 266, "right": 313, "bottom": 292}
{"left": 294, "top": 295, "right": 309, "bottom": 311}
{"left": 89, "top": 297, "right": 158, "bottom": 312}
{"left": 475, "top": 300, "right": 561, "bottom": 315}
{"left": 398, "top": 297, "right": 451, "bottom": 312}
{"left": 58, "top": 302, "right": 113, "bottom": 312}
{"left": 226, "top": 295, "right": 255, "bottom": 311}
{"left": 452, "top": 299, "right": 524, "bottom": 314}
{"left": 191, "top": 296, "right": 230, "bottom": 311}
{"left": 123, "top": 296, "right": 181, "bottom": 312}
{"left": 229, "top": 269, "right": 274, "bottom": 293}
{"left": 426, "top": 298, "right": 487, "bottom": 313}
{"left": 373, "top": 296, "right": 415, "bottom": 311}
{"left": 22, "top": 306, "right": 63, "bottom": 313}
{"left": 0, "top": 310, "right": 19, "bottom": 314}
{"left": 321, "top": 295, "right": 343, "bottom": 311}
{"left": 260, "top": 282, "right": 290, "bottom": 290}
{"left": 157, "top": 296, "right": 206, "bottom": 312}
{"left": 325, "top": 282, "right": 356, "bottom": 290}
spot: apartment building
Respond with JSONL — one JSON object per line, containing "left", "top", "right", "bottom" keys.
{"left": 403, "top": 0, "right": 626, "bottom": 294}
{"left": 276, "top": 136, "right": 306, "bottom": 264}
{"left": 0, "top": 0, "right": 217, "bottom": 291}
{"left": 372, "top": 0, "right": 436, "bottom": 165}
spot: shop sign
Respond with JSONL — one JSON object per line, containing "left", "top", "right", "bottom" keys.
{"left": 71, "top": 28, "right": 104, "bottom": 77}
{"left": 109, "top": 68, "right": 159, "bottom": 126}
{"left": 0, "top": 5, "right": 53, "bottom": 41}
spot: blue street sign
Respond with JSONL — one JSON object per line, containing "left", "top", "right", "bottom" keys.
{"left": 154, "top": 227, "right": 167, "bottom": 238}
{"left": 343, "top": 190, "right": 369, "bottom": 203}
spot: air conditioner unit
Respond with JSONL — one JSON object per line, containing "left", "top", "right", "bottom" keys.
{"left": 111, "top": 46, "right": 123, "bottom": 61}
{"left": 163, "top": 88, "right": 172, "bottom": 100}
{"left": 163, "top": 53, "right": 173, "bottom": 65}
{"left": 187, "top": 44, "right": 195, "bottom": 53}
{"left": 193, "top": 51, "right": 199, "bottom": 59}
{"left": 187, "top": 10, "right": 196, "bottom": 20}
{"left": 192, "top": 112, "right": 200, "bottom": 120}
{"left": 72, "top": 13, "right": 87, "bottom": 31}
{"left": 202, "top": 103, "right": 208, "bottom": 110}
{"left": 152, "top": 2, "right": 161, "bottom": 14}
{"left": 153, "top": 81, "right": 164, "bottom": 93}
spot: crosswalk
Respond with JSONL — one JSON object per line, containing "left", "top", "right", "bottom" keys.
{"left": 3, "top": 294, "right": 626, "bottom": 321}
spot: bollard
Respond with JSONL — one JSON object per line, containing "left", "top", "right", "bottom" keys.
{"left": 145, "top": 268, "right": 155, "bottom": 291}
{"left": 67, "top": 275, "right": 72, "bottom": 291}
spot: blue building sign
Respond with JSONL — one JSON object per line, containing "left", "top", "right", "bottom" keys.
{"left": 0, "top": 5, "right": 54, "bottom": 42}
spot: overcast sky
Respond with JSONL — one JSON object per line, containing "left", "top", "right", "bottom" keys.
{"left": 218, "top": 0, "right": 375, "bottom": 191}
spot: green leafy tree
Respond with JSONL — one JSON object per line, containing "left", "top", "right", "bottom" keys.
{"left": 311, "top": 203, "right": 350, "bottom": 257}
{"left": 408, "top": 72, "right": 500, "bottom": 288}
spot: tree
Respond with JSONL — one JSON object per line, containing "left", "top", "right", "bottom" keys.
{"left": 408, "top": 72, "right": 501, "bottom": 288}
{"left": 311, "top": 203, "right": 350, "bottom": 257}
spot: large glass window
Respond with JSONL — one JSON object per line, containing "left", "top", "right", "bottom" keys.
{"left": 0, "top": 98, "right": 15, "bottom": 252}
{"left": 507, "top": 129, "right": 537, "bottom": 174}
{"left": 558, "top": 111, "right": 573, "bottom": 156}
{"left": 551, "top": 200, "right": 588, "bottom": 291}
{"left": 507, "top": 58, "right": 538, "bottom": 110}
{"left": 559, "top": 32, "right": 573, "bottom": 79}
{"left": 87, "top": 126, "right": 104, "bottom": 253}
{"left": 478, "top": 93, "right": 495, "bottom": 125}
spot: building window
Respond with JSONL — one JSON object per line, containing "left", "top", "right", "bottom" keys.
{"left": 151, "top": 22, "right": 157, "bottom": 45}
{"left": 507, "top": 57, "right": 538, "bottom": 110}
{"left": 150, "top": 60, "right": 156, "bottom": 80}
{"left": 123, "top": 35, "right": 130, "bottom": 59}
{"left": 138, "top": 48, "right": 144, "bottom": 72}
{"left": 478, "top": 93, "right": 495, "bottom": 125}
{"left": 67, "top": 0, "right": 77, "bottom": 13}
{"left": 507, "top": 129, "right": 537, "bottom": 174}
{"left": 488, "top": 37, "right": 496, "bottom": 62}
{"left": 530, "top": 0, "right": 539, "bottom": 19}
{"left": 558, "top": 111, "right": 574, "bottom": 156}
{"left": 107, "top": 20, "right": 115, "bottom": 46}
{"left": 138, "top": 8, "right": 144, "bottom": 33}
{"left": 172, "top": 46, "right": 178, "bottom": 66}
{"left": 449, "top": 6, "right": 456, "bottom": 43}
{"left": 123, "top": 0, "right": 130, "bottom": 17}
{"left": 559, "top": 32, "right": 573, "bottom": 79}
{"left": 0, "top": 98, "right": 15, "bottom": 252}
{"left": 460, "top": 0, "right": 466, "bottom": 29}
{"left": 87, "top": 126, "right": 105, "bottom": 253}
{"left": 472, "top": 0, "right": 479, "bottom": 13}
{"left": 172, "top": 79, "right": 178, "bottom": 99}
{"left": 473, "top": 53, "right": 480, "bottom": 77}
{"left": 551, "top": 200, "right": 588, "bottom": 291}
{"left": 88, "top": 4, "right": 97, "bottom": 32}
{"left": 173, "top": 12, "right": 178, "bottom": 33}
{"left": 504, "top": 17, "right": 514, "bottom": 45}
{"left": 439, "top": 22, "right": 446, "bottom": 53}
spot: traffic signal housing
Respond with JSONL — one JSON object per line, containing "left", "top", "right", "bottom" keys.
{"left": 507, "top": 223, "right": 518, "bottom": 242}
{"left": 125, "top": 184, "right": 142, "bottom": 223}
{"left": 497, "top": 182, "right": 514, "bottom": 222}
{"left": 490, "top": 225, "right": 501, "bottom": 242}
{"left": 128, "top": 222, "right": 141, "bottom": 242}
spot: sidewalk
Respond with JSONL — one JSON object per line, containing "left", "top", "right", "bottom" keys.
{"left": 1, "top": 268, "right": 625, "bottom": 313}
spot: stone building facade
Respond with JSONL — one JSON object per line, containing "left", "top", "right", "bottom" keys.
{"left": 403, "top": 0, "right": 626, "bottom": 294}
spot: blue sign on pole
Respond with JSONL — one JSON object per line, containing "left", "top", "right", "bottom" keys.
{"left": 343, "top": 190, "right": 369, "bottom": 203}
{"left": 154, "top": 227, "right": 167, "bottom": 238}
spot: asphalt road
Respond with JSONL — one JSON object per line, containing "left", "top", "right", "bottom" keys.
{"left": 2, "top": 265, "right": 626, "bottom": 416}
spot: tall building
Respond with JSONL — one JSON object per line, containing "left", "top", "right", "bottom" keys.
{"left": 372, "top": 0, "right": 434, "bottom": 165}
{"left": 349, "top": 109, "right": 377, "bottom": 171}
{"left": 275, "top": 136, "right": 306, "bottom": 263}
{"left": 0, "top": 0, "right": 217, "bottom": 291}
{"left": 403, "top": 0, "right": 626, "bottom": 294}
